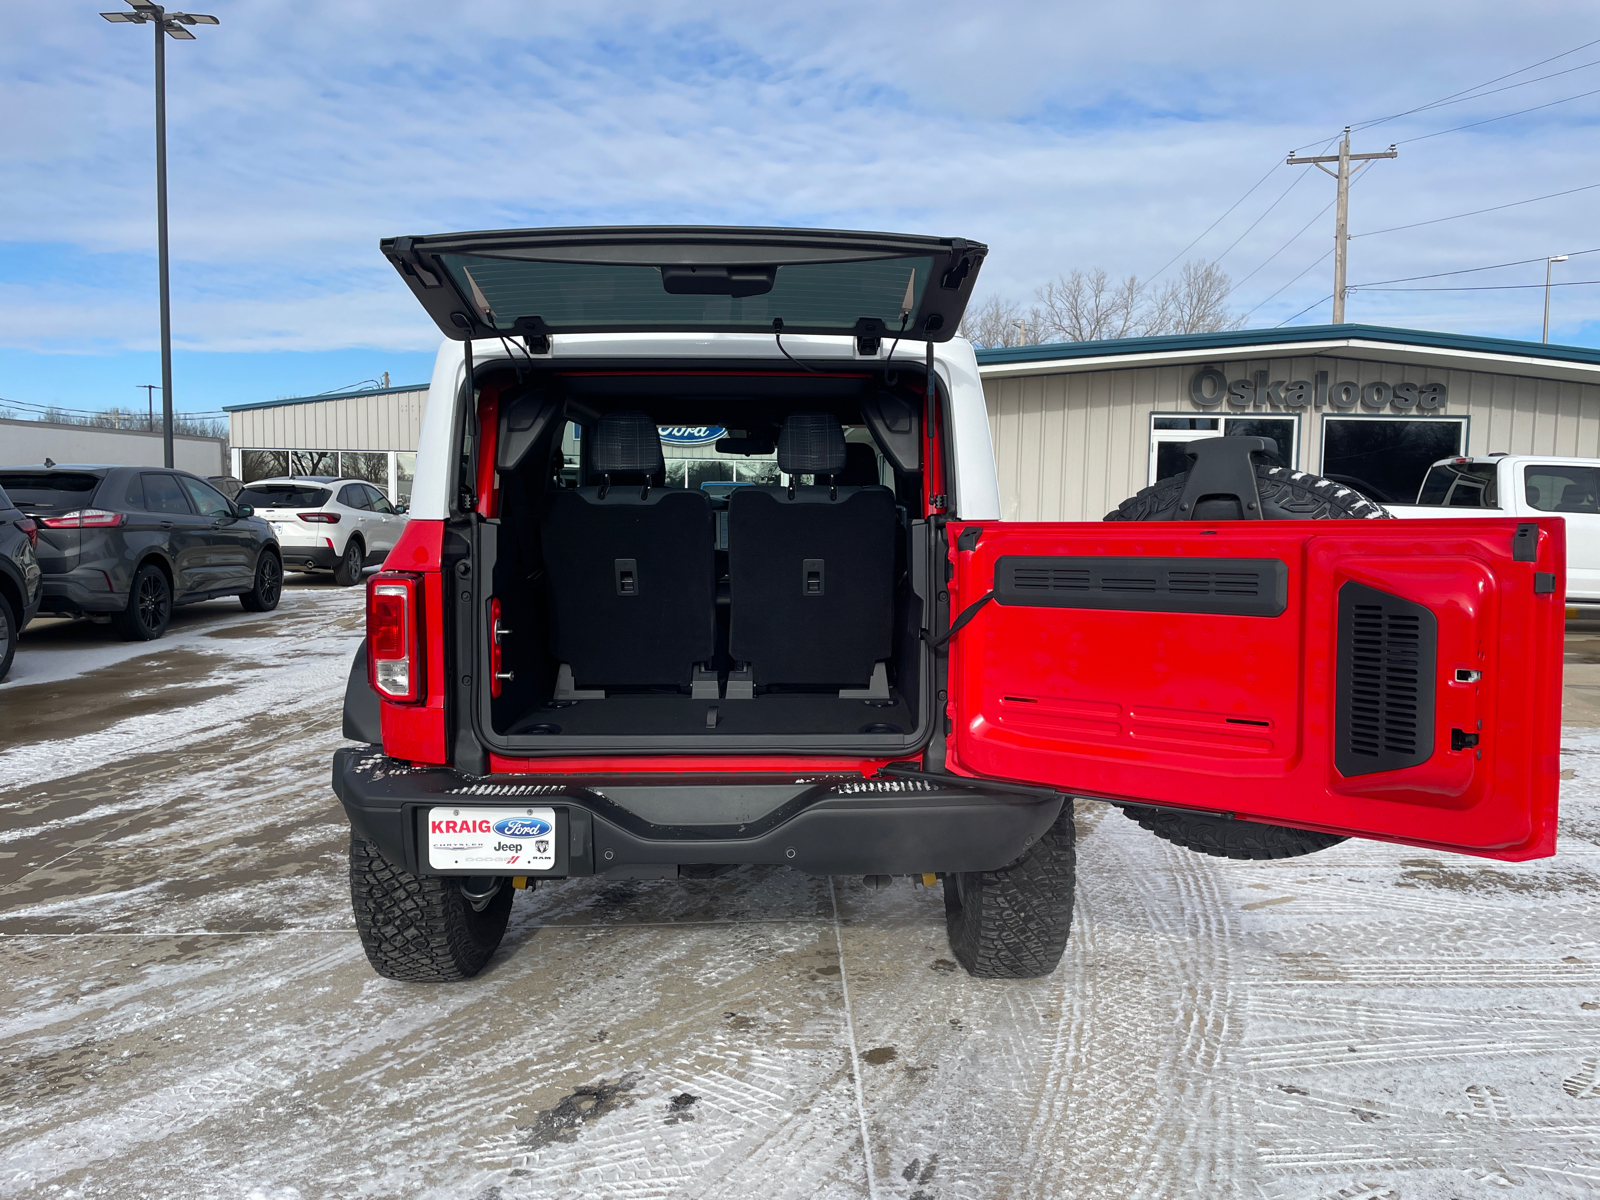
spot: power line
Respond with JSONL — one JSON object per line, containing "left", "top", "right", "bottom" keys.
{"left": 1211, "top": 169, "right": 1314, "bottom": 266}
{"left": 1343, "top": 35, "right": 1600, "bottom": 136}
{"left": 1354, "top": 180, "right": 1600, "bottom": 238}
{"left": 1144, "top": 160, "right": 1285, "bottom": 284}
{"left": 1276, "top": 294, "right": 1334, "bottom": 327}
{"left": 1369, "top": 55, "right": 1600, "bottom": 125}
{"left": 1223, "top": 197, "right": 1336, "bottom": 299}
{"left": 1348, "top": 246, "right": 1600, "bottom": 288}
{"left": 1354, "top": 279, "right": 1600, "bottom": 292}
{"left": 1241, "top": 248, "right": 1334, "bottom": 319}
{"left": 1396, "top": 84, "right": 1600, "bottom": 145}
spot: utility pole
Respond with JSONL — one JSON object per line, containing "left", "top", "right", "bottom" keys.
{"left": 1287, "top": 128, "right": 1397, "bottom": 323}
{"left": 138, "top": 383, "right": 160, "bottom": 431}
{"left": 102, "top": 1, "right": 219, "bottom": 466}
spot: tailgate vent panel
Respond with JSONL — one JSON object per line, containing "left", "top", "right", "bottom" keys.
{"left": 996, "top": 556, "right": 1287, "bottom": 616}
{"left": 1335, "top": 582, "right": 1437, "bottom": 776}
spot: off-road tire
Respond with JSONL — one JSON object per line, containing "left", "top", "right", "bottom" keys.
{"left": 1105, "top": 459, "right": 1368, "bottom": 859}
{"left": 113, "top": 563, "right": 172, "bottom": 641}
{"left": 239, "top": 550, "right": 283, "bottom": 612}
{"left": 333, "top": 538, "right": 365, "bottom": 587}
{"left": 1120, "top": 805, "right": 1347, "bottom": 860}
{"left": 349, "top": 834, "right": 513, "bottom": 981}
{"left": 0, "top": 592, "right": 16, "bottom": 683}
{"left": 1105, "top": 462, "right": 1391, "bottom": 523}
{"left": 944, "top": 801, "right": 1076, "bottom": 979}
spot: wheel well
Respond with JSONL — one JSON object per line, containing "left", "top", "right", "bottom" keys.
{"left": 137, "top": 553, "right": 175, "bottom": 590}
{"left": 0, "top": 571, "right": 21, "bottom": 620}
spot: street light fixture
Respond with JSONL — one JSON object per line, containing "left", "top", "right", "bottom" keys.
{"left": 101, "top": 1, "right": 219, "bottom": 468}
{"left": 1544, "top": 255, "right": 1569, "bottom": 344}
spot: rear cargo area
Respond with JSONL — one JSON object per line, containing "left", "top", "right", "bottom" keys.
{"left": 476, "top": 361, "right": 935, "bottom": 753}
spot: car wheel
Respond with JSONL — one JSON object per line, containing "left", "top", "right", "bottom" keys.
{"left": 0, "top": 592, "right": 16, "bottom": 683}
{"left": 333, "top": 537, "right": 365, "bottom": 587}
{"left": 239, "top": 550, "right": 283, "bottom": 612}
{"left": 944, "top": 801, "right": 1076, "bottom": 979}
{"left": 1103, "top": 461, "right": 1378, "bottom": 860}
{"left": 112, "top": 563, "right": 172, "bottom": 641}
{"left": 349, "top": 833, "right": 513, "bottom": 981}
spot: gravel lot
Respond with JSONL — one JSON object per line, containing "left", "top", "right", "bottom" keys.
{"left": 2, "top": 581, "right": 1598, "bottom": 1200}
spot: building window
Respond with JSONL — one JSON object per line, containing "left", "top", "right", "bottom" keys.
{"left": 290, "top": 450, "right": 338, "bottom": 477}
{"left": 1149, "top": 414, "right": 1298, "bottom": 483}
{"left": 239, "top": 450, "right": 288, "bottom": 483}
{"left": 1320, "top": 417, "right": 1468, "bottom": 505}
{"left": 340, "top": 451, "right": 389, "bottom": 488}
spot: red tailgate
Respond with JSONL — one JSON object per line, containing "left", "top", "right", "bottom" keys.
{"left": 943, "top": 519, "right": 1564, "bottom": 860}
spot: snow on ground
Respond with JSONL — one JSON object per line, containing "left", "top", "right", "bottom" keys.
{"left": 1, "top": 585, "right": 1598, "bottom": 1199}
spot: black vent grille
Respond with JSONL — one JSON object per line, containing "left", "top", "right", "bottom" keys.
{"left": 1335, "top": 582, "right": 1436, "bottom": 776}
{"left": 996, "top": 556, "right": 1287, "bottom": 616}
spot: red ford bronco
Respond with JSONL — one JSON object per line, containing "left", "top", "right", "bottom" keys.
{"left": 333, "top": 226, "right": 1564, "bottom": 982}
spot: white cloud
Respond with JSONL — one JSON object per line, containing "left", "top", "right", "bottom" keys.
{"left": 3, "top": 0, "right": 1598, "bottom": 352}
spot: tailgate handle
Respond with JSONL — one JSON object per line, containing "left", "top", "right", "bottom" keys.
{"left": 1513, "top": 523, "right": 1538, "bottom": 562}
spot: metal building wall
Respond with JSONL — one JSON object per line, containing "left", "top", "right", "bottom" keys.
{"left": 983, "top": 354, "right": 1600, "bottom": 521}
{"left": 227, "top": 389, "right": 428, "bottom": 452}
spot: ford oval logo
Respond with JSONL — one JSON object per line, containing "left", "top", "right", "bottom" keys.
{"left": 493, "top": 817, "right": 553, "bottom": 838}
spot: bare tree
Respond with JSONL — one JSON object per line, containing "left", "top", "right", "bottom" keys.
{"left": 1034, "top": 269, "right": 1146, "bottom": 342}
{"left": 959, "top": 295, "right": 1045, "bottom": 348}
{"left": 963, "top": 260, "right": 1245, "bottom": 345}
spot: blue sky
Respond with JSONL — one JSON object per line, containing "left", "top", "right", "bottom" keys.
{"left": 2, "top": 1, "right": 1598, "bottom": 413}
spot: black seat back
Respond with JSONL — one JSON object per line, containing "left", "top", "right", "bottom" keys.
{"left": 540, "top": 411, "right": 714, "bottom": 688}
{"left": 727, "top": 413, "right": 896, "bottom": 687}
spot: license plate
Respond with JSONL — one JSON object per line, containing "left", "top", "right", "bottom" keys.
{"left": 427, "top": 806, "right": 557, "bottom": 872}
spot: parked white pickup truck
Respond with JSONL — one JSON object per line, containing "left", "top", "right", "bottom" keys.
{"left": 1385, "top": 454, "right": 1600, "bottom": 603}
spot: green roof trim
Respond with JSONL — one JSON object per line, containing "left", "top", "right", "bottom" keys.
{"left": 974, "top": 323, "right": 1600, "bottom": 368}
{"left": 222, "top": 383, "right": 429, "bottom": 414}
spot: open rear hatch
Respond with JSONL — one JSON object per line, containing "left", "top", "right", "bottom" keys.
{"left": 380, "top": 226, "right": 987, "bottom": 347}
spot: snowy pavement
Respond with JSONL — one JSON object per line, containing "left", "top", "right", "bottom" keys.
{"left": 1, "top": 583, "right": 1598, "bottom": 1200}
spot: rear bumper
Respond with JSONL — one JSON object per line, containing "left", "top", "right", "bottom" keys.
{"left": 330, "top": 746, "right": 1065, "bottom": 878}
{"left": 39, "top": 568, "right": 125, "bottom": 614}
{"left": 280, "top": 545, "right": 339, "bottom": 571}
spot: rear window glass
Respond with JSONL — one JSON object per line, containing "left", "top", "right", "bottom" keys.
{"left": 0, "top": 472, "right": 104, "bottom": 511}
{"left": 238, "top": 484, "right": 331, "bottom": 508}
{"left": 1417, "top": 462, "right": 1498, "bottom": 508}
{"left": 1525, "top": 465, "right": 1600, "bottom": 514}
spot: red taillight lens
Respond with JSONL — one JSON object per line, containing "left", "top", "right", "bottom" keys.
{"left": 367, "top": 573, "right": 423, "bottom": 703}
{"left": 38, "top": 509, "right": 124, "bottom": 529}
{"left": 14, "top": 518, "right": 37, "bottom": 548}
{"left": 300, "top": 511, "right": 340, "bottom": 523}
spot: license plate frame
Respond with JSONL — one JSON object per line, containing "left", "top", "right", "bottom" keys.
{"left": 425, "top": 805, "right": 560, "bottom": 873}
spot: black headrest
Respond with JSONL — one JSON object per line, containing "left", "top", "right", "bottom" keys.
{"left": 592, "top": 411, "right": 664, "bottom": 475}
{"left": 840, "top": 442, "right": 879, "bottom": 486}
{"left": 777, "top": 412, "right": 846, "bottom": 476}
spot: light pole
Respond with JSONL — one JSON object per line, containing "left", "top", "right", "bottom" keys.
{"left": 101, "top": 1, "right": 218, "bottom": 468}
{"left": 1544, "top": 255, "right": 1568, "bottom": 344}
{"left": 138, "top": 383, "right": 159, "bottom": 431}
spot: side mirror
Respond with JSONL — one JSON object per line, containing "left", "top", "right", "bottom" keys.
{"left": 234, "top": 503, "right": 255, "bottom": 517}
{"left": 395, "top": 503, "right": 408, "bottom": 515}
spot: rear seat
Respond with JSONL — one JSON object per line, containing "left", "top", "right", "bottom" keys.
{"left": 727, "top": 413, "right": 897, "bottom": 691}
{"left": 540, "top": 411, "right": 715, "bottom": 691}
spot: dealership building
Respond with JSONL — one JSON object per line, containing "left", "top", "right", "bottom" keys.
{"left": 978, "top": 323, "right": 1600, "bottom": 520}
{"left": 225, "top": 323, "right": 1600, "bottom": 517}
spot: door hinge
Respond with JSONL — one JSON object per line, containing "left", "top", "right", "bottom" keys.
{"left": 1534, "top": 571, "right": 1557, "bottom": 594}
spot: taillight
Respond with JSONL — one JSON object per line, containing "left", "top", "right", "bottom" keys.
{"left": 300, "top": 512, "right": 340, "bottom": 523}
{"left": 14, "top": 518, "right": 36, "bottom": 548}
{"left": 368, "top": 573, "right": 423, "bottom": 703}
{"left": 38, "top": 509, "right": 124, "bottom": 529}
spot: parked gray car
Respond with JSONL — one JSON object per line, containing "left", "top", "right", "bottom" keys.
{"left": 0, "top": 482, "right": 43, "bottom": 681}
{"left": 0, "top": 464, "right": 282, "bottom": 641}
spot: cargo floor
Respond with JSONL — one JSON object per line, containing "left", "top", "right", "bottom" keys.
{"left": 499, "top": 690, "right": 915, "bottom": 737}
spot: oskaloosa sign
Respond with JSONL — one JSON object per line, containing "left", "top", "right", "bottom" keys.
{"left": 1190, "top": 368, "right": 1446, "bottom": 412}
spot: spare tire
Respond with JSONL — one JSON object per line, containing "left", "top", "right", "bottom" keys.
{"left": 1103, "top": 458, "right": 1386, "bottom": 859}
